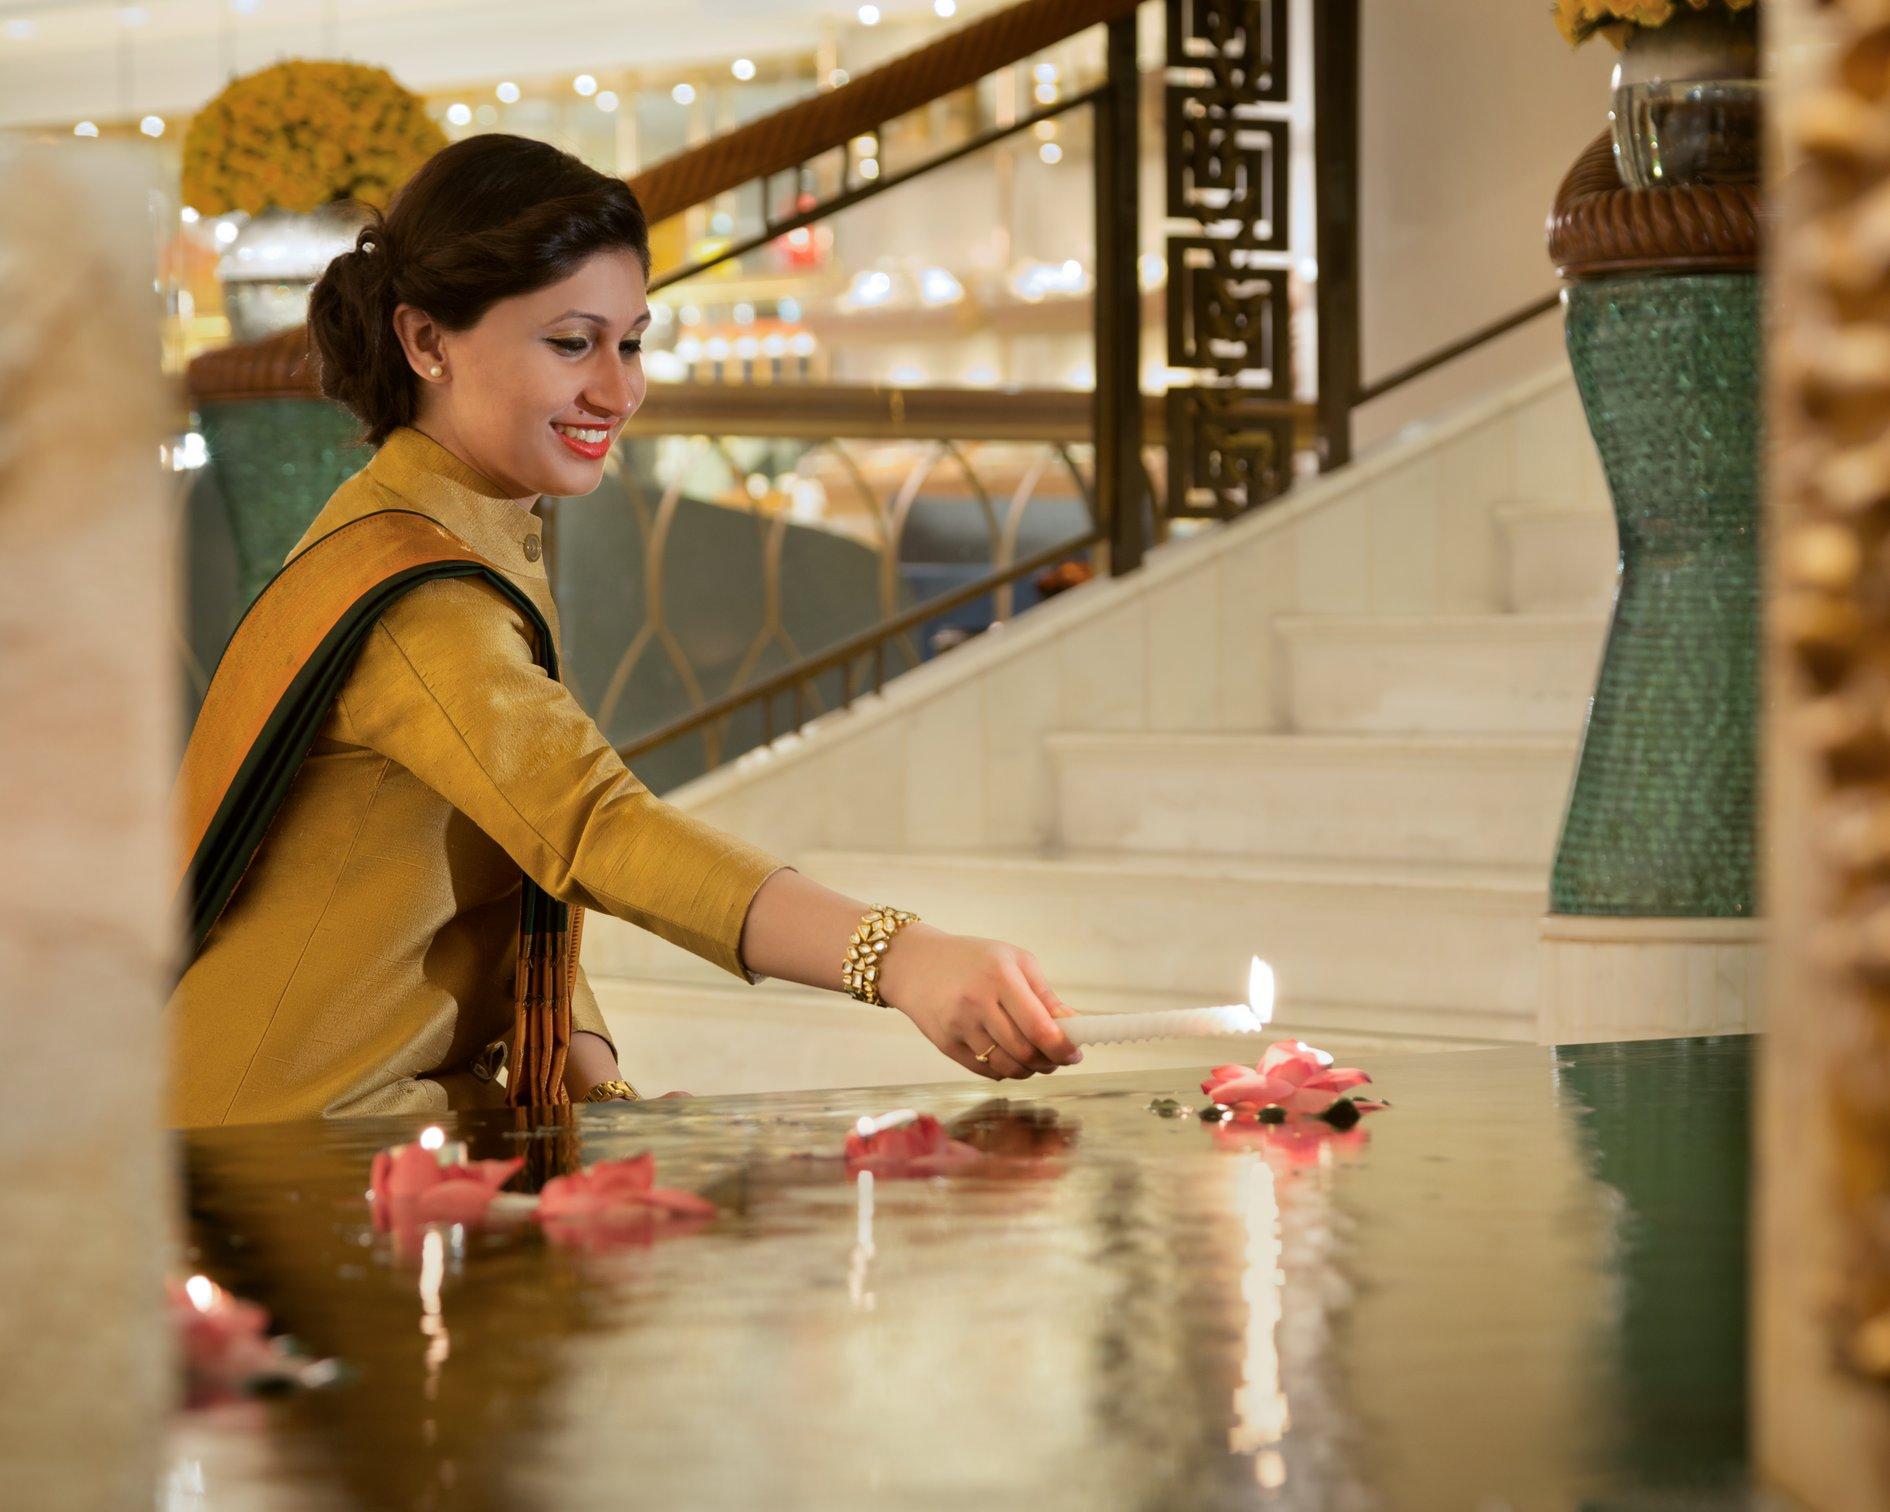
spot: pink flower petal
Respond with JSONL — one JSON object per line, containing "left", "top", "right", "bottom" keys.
{"left": 383, "top": 1143, "right": 447, "bottom": 1198}
{"left": 455, "top": 1157, "right": 525, "bottom": 1192}
{"left": 1279, "top": 1085, "right": 1343, "bottom": 1115}
{"left": 1309, "top": 1066, "right": 1372, "bottom": 1093}
{"left": 537, "top": 1172, "right": 613, "bottom": 1221}
{"left": 1259, "top": 1039, "right": 1322, "bottom": 1078}
{"left": 1201, "top": 1064, "right": 1253, "bottom": 1097}
{"left": 587, "top": 1153, "right": 656, "bottom": 1194}
{"left": 414, "top": 1180, "right": 503, "bottom": 1225}
{"left": 1207, "top": 1073, "right": 1292, "bottom": 1107}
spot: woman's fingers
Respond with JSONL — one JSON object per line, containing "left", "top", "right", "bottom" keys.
{"left": 999, "top": 963, "right": 1082, "bottom": 1065}
{"left": 967, "top": 1037, "right": 1031, "bottom": 1080}
{"left": 976, "top": 1014, "right": 1049, "bottom": 1076}
{"left": 1016, "top": 954, "right": 1076, "bottom": 1021}
{"left": 945, "top": 1036, "right": 1011, "bottom": 1081}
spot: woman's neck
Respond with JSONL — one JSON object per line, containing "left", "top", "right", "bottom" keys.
{"left": 410, "top": 418, "right": 540, "bottom": 514}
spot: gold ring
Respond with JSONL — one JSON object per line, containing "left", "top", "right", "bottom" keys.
{"left": 974, "top": 1043, "right": 999, "bottom": 1064}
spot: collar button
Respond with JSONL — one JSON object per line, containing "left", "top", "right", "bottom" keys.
{"left": 522, "top": 534, "right": 542, "bottom": 563}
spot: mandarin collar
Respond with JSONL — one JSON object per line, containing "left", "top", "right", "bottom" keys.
{"left": 365, "top": 425, "right": 547, "bottom": 579}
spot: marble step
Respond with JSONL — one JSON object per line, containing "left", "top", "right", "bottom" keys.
{"left": 590, "top": 976, "right": 1516, "bottom": 1097}
{"left": 1045, "top": 731, "right": 1578, "bottom": 868}
{"left": 584, "top": 849, "right": 1547, "bottom": 1024}
{"left": 1499, "top": 501, "right": 1619, "bottom": 615}
{"left": 1277, "top": 612, "right": 1607, "bottom": 735}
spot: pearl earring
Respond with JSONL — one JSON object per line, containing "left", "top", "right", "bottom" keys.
{"left": 428, "top": 364, "right": 444, "bottom": 378}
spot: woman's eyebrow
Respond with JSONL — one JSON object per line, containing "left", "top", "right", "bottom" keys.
{"left": 550, "top": 308, "right": 653, "bottom": 330}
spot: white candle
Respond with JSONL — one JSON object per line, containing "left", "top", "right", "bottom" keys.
{"left": 1062, "top": 1002, "right": 1268, "bottom": 1046}
{"left": 1060, "top": 956, "right": 1275, "bottom": 1047}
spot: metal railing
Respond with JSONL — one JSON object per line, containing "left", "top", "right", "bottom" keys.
{"left": 543, "top": 390, "right": 1174, "bottom": 771}
{"left": 586, "top": 0, "right": 1163, "bottom": 775}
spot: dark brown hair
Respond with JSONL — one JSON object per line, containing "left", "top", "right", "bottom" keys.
{"left": 307, "top": 133, "right": 651, "bottom": 446}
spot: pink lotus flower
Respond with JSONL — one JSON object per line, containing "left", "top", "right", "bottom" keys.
{"left": 844, "top": 1111, "right": 983, "bottom": 1178}
{"left": 168, "top": 1275, "right": 276, "bottom": 1407}
{"left": 167, "top": 1275, "right": 338, "bottom": 1407}
{"left": 368, "top": 1138, "right": 524, "bottom": 1233}
{"left": 1201, "top": 1038, "right": 1375, "bottom": 1116}
{"left": 536, "top": 1154, "right": 718, "bottom": 1251}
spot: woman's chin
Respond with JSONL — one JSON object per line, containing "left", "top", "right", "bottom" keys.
{"left": 539, "top": 445, "right": 609, "bottom": 495}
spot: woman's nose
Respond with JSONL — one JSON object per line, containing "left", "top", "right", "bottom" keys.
{"left": 586, "top": 353, "right": 636, "bottom": 418}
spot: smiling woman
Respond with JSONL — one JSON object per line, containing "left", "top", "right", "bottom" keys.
{"left": 166, "top": 134, "right": 1081, "bottom": 1128}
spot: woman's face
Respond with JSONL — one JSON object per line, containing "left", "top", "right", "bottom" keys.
{"left": 408, "top": 247, "right": 651, "bottom": 502}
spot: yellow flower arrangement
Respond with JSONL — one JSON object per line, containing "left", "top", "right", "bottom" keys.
{"left": 1554, "top": 0, "right": 1757, "bottom": 48}
{"left": 180, "top": 60, "right": 445, "bottom": 217}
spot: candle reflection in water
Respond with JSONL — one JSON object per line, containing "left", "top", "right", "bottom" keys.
{"left": 1229, "top": 1156, "right": 1290, "bottom": 1467}
{"left": 849, "top": 1170, "right": 876, "bottom": 1312}
{"left": 418, "top": 1226, "right": 449, "bottom": 1410}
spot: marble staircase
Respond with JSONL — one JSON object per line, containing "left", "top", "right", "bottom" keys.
{"left": 586, "top": 366, "right": 1621, "bottom": 1093}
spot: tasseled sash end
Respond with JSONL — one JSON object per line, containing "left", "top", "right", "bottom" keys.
{"left": 508, "top": 886, "right": 583, "bottom": 1109}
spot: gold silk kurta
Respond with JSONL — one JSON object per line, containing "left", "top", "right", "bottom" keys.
{"left": 167, "top": 425, "right": 792, "bottom": 1127}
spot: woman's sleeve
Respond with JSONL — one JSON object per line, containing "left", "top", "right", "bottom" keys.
{"left": 335, "top": 576, "right": 795, "bottom": 985}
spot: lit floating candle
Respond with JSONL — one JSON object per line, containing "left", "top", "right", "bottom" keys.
{"left": 1062, "top": 957, "right": 1275, "bottom": 1047}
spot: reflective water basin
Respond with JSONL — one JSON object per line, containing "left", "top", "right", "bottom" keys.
{"left": 167, "top": 1036, "right": 1755, "bottom": 1511}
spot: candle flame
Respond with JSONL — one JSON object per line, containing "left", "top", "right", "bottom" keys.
{"left": 419, "top": 1125, "right": 445, "bottom": 1151}
{"left": 1247, "top": 957, "right": 1276, "bottom": 1026}
{"left": 185, "top": 1274, "right": 216, "bottom": 1313}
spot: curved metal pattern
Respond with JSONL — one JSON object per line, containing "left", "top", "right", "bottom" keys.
{"left": 592, "top": 449, "right": 708, "bottom": 737}
{"left": 578, "top": 428, "right": 1114, "bottom": 765}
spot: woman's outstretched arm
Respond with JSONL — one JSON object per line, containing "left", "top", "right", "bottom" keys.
{"left": 339, "top": 577, "right": 1080, "bottom": 1090}
{"left": 566, "top": 866, "right": 1083, "bottom": 1094}
{"left": 735, "top": 866, "right": 1083, "bottom": 1080}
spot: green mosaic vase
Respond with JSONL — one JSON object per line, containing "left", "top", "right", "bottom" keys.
{"left": 198, "top": 397, "right": 372, "bottom": 607}
{"left": 1549, "top": 273, "right": 1760, "bottom": 917}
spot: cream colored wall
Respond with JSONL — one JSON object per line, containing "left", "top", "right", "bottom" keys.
{"left": 1353, "top": 0, "right": 1613, "bottom": 450}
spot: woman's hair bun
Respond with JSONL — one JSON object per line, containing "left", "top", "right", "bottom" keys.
{"left": 304, "top": 134, "right": 651, "bottom": 447}
{"left": 306, "top": 213, "right": 402, "bottom": 433}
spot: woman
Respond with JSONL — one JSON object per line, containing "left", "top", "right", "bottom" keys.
{"left": 166, "top": 134, "right": 1081, "bottom": 1126}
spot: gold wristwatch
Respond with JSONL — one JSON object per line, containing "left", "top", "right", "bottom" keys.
{"left": 583, "top": 1078, "right": 641, "bottom": 1102}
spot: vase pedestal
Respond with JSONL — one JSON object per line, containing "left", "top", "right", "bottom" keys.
{"left": 1538, "top": 915, "right": 1763, "bottom": 1045}
{"left": 1535, "top": 268, "right": 1761, "bottom": 1044}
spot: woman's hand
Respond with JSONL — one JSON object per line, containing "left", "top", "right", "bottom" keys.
{"left": 874, "top": 923, "right": 1083, "bottom": 1080}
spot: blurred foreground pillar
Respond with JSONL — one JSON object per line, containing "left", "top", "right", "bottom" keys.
{"left": 0, "top": 142, "right": 180, "bottom": 1505}
{"left": 1758, "top": 2, "right": 1890, "bottom": 1505}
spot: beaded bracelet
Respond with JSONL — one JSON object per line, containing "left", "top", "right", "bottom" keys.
{"left": 841, "top": 904, "right": 921, "bottom": 1006}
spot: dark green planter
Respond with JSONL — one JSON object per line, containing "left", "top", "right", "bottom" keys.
{"left": 199, "top": 397, "right": 371, "bottom": 608}
{"left": 1549, "top": 273, "right": 1760, "bottom": 917}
